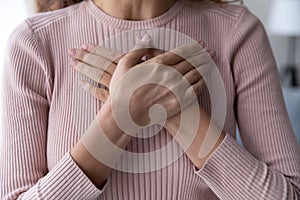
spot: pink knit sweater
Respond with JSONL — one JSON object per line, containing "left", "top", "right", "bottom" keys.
{"left": 1, "top": 0, "right": 300, "bottom": 199}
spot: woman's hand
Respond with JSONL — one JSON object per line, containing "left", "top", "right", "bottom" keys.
{"left": 70, "top": 38, "right": 221, "bottom": 170}
{"left": 69, "top": 40, "right": 162, "bottom": 102}
{"left": 70, "top": 38, "right": 213, "bottom": 128}
{"left": 69, "top": 42, "right": 214, "bottom": 99}
{"left": 69, "top": 44, "right": 123, "bottom": 102}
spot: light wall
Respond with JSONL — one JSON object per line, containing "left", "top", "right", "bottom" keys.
{"left": 244, "top": 0, "right": 300, "bottom": 77}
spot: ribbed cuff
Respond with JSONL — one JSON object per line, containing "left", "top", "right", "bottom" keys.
{"left": 36, "top": 153, "right": 106, "bottom": 199}
{"left": 194, "top": 134, "right": 266, "bottom": 200}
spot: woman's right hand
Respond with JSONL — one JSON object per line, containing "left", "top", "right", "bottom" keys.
{"left": 70, "top": 37, "right": 214, "bottom": 131}
{"left": 107, "top": 40, "right": 211, "bottom": 129}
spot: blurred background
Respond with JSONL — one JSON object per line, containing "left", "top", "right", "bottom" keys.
{"left": 0, "top": 0, "right": 299, "bottom": 145}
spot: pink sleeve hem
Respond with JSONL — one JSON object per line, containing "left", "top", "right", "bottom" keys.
{"left": 193, "top": 134, "right": 299, "bottom": 199}
{"left": 24, "top": 152, "right": 107, "bottom": 199}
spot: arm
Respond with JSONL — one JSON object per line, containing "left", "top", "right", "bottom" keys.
{"left": 70, "top": 99, "right": 132, "bottom": 188}
{"left": 194, "top": 8, "right": 300, "bottom": 200}
{"left": 0, "top": 21, "right": 103, "bottom": 199}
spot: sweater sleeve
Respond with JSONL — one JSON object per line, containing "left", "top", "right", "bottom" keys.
{"left": 0, "top": 21, "right": 104, "bottom": 199}
{"left": 195, "top": 7, "right": 300, "bottom": 200}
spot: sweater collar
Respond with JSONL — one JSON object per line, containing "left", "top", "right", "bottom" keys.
{"left": 84, "top": 0, "right": 185, "bottom": 29}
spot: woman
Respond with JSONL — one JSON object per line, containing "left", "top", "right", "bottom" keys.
{"left": 1, "top": 0, "right": 300, "bottom": 199}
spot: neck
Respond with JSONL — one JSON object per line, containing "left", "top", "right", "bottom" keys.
{"left": 93, "top": 0, "right": 177, "bottom": 20}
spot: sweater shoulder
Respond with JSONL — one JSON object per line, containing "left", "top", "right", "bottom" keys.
{"left": 24, "top": 2, "right": 84, "bottom": 33}
{"left": 183, "top": 1, "right": 258, "bottom": 24}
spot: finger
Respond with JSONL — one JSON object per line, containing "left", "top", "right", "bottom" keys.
{"left": 145, "top": 41, "right": 205, "bottom": 66}
{"left": 171, "top": 50, "right": 212, "bottom": 75}
{"left": 130, "top": 34, "right": 152, "bottom": 52}
{"left": 81, "top": 44, "right": 97, "bottom": 51}
{"left": 197, "top": 39, "right": 215, "bottom": 59}
{"left": 185, "top": 49, "right": 212, "bottom": 67}
{"left": 144, "top": 49, "right": 164, "bottom": 60}
{"left": 81, "top": 44, "right": 124, "bottom": 64}
{"left": 71, "top": 60, "right": 112, "bottom": 87}
{"left": 69, "top": 49, "right": 116, "bottom": 75}
{"left": 96, "top": 71, "right": 112, "bottom": 88}
{"left": 196, "top": 40, "right": 216, "bottom": 59}
{"left": 169, "top": 41, "right": 205, "bottom": 62}
{"left": 198, "top": 40, "right": 206, "bottom": 48}
{"left": 183, "top": 79, "right": 205, "bottom": 107}
{"left": 182, "top": 68, "right": 202, "bottom": 85}
{"left": 145, "top": 51, "right": 184, "bottom": 65}
{"left": 172, "top": 59, "right": 194, "bottom": 75}
{"left": 207, "top": 49, "right": 216, "bottom": 59}
{"left": 190, "top": 79, "right": 205, "bottom": 97}
{"left": 80, "top": 80, "right": 110, "bottom": 102}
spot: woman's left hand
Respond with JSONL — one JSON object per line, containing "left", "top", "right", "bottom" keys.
{"left": 69, "top": 44, "right": 122, "bottom": 102}
{"left": 69, "top": 42, "right": 162, "bottom": 102}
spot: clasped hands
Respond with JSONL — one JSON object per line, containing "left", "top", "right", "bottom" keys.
{"left": 69, "top": 35, "right": 224, "bottom": 169}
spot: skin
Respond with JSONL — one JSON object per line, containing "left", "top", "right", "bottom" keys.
{"left": 93, "top": 0, "right": 178, "bottom": 20}
{"left": 70, "top": 0, "right": 225, "bottom": 189}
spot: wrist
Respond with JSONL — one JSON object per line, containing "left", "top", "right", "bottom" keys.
{"left": 186, "top": 108, "right": 226, "bottom": 169}
{"left": 193, "top": 131, "right": 225, "bottom": 169}
{"left": 97, "top": 99, "right": 132, "bottom": 149}
{"left": 165, "top": 113, "right": 181, "bottom": 137}
{"left": 164, "top": 106, "right": 226, "bottom": 169}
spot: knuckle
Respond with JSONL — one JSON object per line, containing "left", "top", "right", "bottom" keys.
{"left": 191, "top": 70, "right": 197, "bottom": 77}
{"left": 181, "top": 60, "right": 192, "bottom": 70}
{"left": 192, "top": 70, "right": 200, "bottom": 79}
{"left": 77, "top": 50, "right": 86, "bottom": 59}
{"left": 153, "top": 56, "right": 164, "bottom": 64}
{"left": 82, "top": 52, "right": 90, "bottom": 61}
{"left": 96, "top": 89, "right": 108, "bottom": 101}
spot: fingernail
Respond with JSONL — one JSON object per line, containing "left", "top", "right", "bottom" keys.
{"left": 199, "top": 41, "right": 206, "bottom": 48}
{"left": 69, "top": 49, "right": 76, "bottom": 56}
{"left": 141, "top": 34, "right": 150, "bottom": 42}
{"left": 70, "top": 59, "right": 77, "bottom": 66}
{"left": 208, "top": 49, "right": 216, "bottom": 58}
